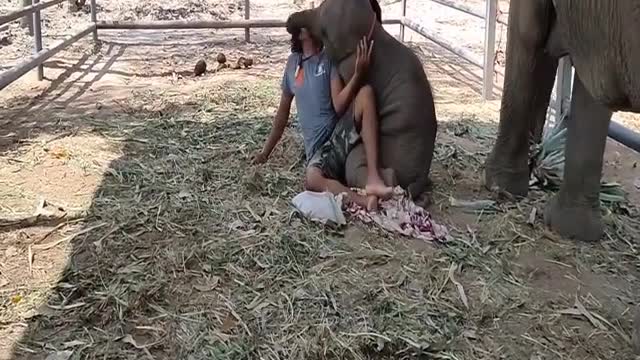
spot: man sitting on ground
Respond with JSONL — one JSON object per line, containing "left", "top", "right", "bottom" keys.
{"left": 252, "top": 26, "right": 391, "bottom": 210}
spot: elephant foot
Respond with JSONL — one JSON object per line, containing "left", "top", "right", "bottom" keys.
{"left": 543, "top": 195, "right": 603, "bottom": 243}
{"left": 414, "top": 192, "right": 433, "bottom": 209}
{"left": 484, "top": 158, "right": 529, "bottom": 197}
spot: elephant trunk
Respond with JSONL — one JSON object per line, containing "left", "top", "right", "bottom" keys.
{"left": 286, "top": 9, "right": 319, "bottom": 37}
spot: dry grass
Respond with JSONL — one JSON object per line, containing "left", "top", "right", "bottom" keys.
{"left": 1, "top": 74, "right": 639, "bottom": 359}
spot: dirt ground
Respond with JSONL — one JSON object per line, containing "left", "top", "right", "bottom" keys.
{"left": 1, "top": 0, "right": 640, "bottom": 359}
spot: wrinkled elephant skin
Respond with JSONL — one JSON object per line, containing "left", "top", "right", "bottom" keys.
{"left": 286, "top": 0, "right": 438, "bottom": 201}
{"left": 485, "top": 0, "right": 640, "bottom": 243}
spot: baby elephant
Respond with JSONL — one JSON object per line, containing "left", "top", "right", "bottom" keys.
{"left": 286, "top": 0, "right": 438, "bottom": 201}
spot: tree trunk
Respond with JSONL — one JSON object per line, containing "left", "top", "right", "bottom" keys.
{"left": 20, "top": 0, "right": 34, "bottom": 36}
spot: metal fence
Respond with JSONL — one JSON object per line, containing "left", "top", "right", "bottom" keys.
{"left": 399, "top": 0, "right": 500, "bottom": 100}
{"left": 0, "top": 0, "right": 494, "bottom": 96}
{"left": 1, "top": 0, "right": 639, "bottom": 151}
{"left": 0, "top": 0, "right": 96, "bottom": 90}
{"left": 553, "top": 57, "right": 640, "bottom": 152}
{"left": 0, "top": 0, "right": 401, "bottom": 91}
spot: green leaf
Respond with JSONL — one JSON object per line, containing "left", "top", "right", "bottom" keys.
{"left": 529, "top": 116, "right": 627, "bottom": 206}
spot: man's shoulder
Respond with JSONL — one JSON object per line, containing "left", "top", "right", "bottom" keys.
{"left": 318, "top": 50, "right": 334, "bottom": 65}
{"left": 285, "top": 52, "right": 301, "bottom": 66}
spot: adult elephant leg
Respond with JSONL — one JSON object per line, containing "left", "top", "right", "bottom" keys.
{"left": 544, "top": 75, "right": 611, "bottom": 242}
{"left": 484, "top": 0, "right": 558, "bottom": 197}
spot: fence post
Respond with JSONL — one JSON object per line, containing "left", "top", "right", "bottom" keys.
{"left": 90, "top": 0, "right": 98, "bottom": 42}
{"left": 399, "top": 0, "right": 407, "bottom": 42}
{"left": 21, "top": 0, "right": 34, "bottom": 35}
{"left": 32, "top": 0, "right": 44, "bottom": 80}
{"left": 482, "top": 0, "right": 496, "bottom": 100}
{"left": 554, "top": 56, "right": 573, "bottom": 122}
{"left": 244, "top": 0, "right": 250, "bottom": 43}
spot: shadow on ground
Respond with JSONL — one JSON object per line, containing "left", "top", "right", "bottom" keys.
{"left": 0, "top": 32, "right": 291, "bottom": 159}
{"left": 0, "top": 43, "right": 125, "bottom": 158}
{"left": 3, "top": 81, "right": 639, "bottom": 359}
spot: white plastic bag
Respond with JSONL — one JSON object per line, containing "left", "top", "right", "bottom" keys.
{"left": 291, "top": 191, "right": 346, "bottom": 226}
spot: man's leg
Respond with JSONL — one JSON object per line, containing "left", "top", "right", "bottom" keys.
{"left": 353, "top": 85, "right": 393, "bottom": 199}
{"left": 305, "top": 166, "right": 368, "bottom": 208}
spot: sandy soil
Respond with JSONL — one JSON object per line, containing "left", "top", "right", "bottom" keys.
{"left": 1, "top": 1, "right": 639, "bottom": 359}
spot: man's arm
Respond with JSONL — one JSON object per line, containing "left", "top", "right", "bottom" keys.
{"left": 331, "top": 38, "right": 373, "bottom": 117}
{"left": 253, "top": 90, "right": 294, "bottom": 163}
{"left": 331, "top": 69, "right": 363, "bottom": 118}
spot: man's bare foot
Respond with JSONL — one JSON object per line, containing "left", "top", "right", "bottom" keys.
{"left": 367, "top": 195, "right": 379, "bottom": 212}
{"left": 365, "top": 176, "right": 393, "bottom": 199}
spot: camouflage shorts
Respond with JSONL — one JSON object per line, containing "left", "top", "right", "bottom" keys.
{"left": 307, "top": 107, "right": 361, "bottom": 183}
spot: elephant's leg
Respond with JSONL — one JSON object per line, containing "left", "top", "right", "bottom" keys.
{"left": 484, "top": 0, "right": 558, "bottom": 196}
{"left": 345, "top": 143, "right": 398, "bottom": 189}
{"left": 544, "top": 75, "right": 612, "bottom": 242}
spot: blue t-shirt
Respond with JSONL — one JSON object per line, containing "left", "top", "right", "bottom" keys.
{"left": 281, "top": 51, "right": 339, "bottom": 161}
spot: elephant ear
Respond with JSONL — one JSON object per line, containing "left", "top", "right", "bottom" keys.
{"left": 316, "top": 0, "right": 378, "bottom": 63}
{"left": 285, "top": 9, "right": 318, "bottom": 36}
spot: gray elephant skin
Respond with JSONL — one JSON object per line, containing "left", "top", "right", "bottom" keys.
{"left": 286, "top": 0, "right": 438, "bottom": 201}
{"left": 485, "top": 0, "right": 640, "bottom": 243}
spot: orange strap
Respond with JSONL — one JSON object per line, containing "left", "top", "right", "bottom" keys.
{"left": 295, "top": 66, "right": 305, "bottom": 86}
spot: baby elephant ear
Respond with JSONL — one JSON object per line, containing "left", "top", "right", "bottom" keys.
{"left": 285, "top": 13, "right": 298, "bottom": 35}
{"left": 286, "top": 9, "right": 316, "bottom": 35}
{"left": 369, "top": 0, "right": 382, "bottom": 23}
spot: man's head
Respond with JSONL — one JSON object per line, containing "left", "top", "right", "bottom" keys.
{"left": 290, "top": 27, "right": 322, "bottom": 53}
{"left": 286, "top": 0, "right": 382, "bottom": 60}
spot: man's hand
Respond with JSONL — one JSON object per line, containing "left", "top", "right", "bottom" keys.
{"left": 251, "top": 151, "right": 269, "bottom": 165}
{"left": 354, "top": 37, "right": 374, "bottom": 77}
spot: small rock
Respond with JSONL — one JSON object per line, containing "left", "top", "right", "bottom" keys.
{"left": 235, "top": 56, "right": 253, "bottom": 69}
{"left": 232, "top": 58, "right": 243, "bottom": 70}
{"left": 194, "top": 59, "right": 207, "bottom": 76}
{"left": 462, "top": 329, "right": 478, "bottom": 340}
{"left": 0, "top": 36, "right": 12, "bottom": 47}
{"left": 177, "top": 189, "right": 191, "bottom": 199}
{"left": 216, "top": 53, "right": 227, "bottom": 64}
{"left": 45, "top": 350, "right": 73, "bottom": 360}
{"left": 4, "top": 246, "right": 17, "bottom": 258}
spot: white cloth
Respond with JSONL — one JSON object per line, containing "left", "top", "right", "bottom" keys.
{"left": 291, "top": 191, "right": 347, "bottom": 225}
